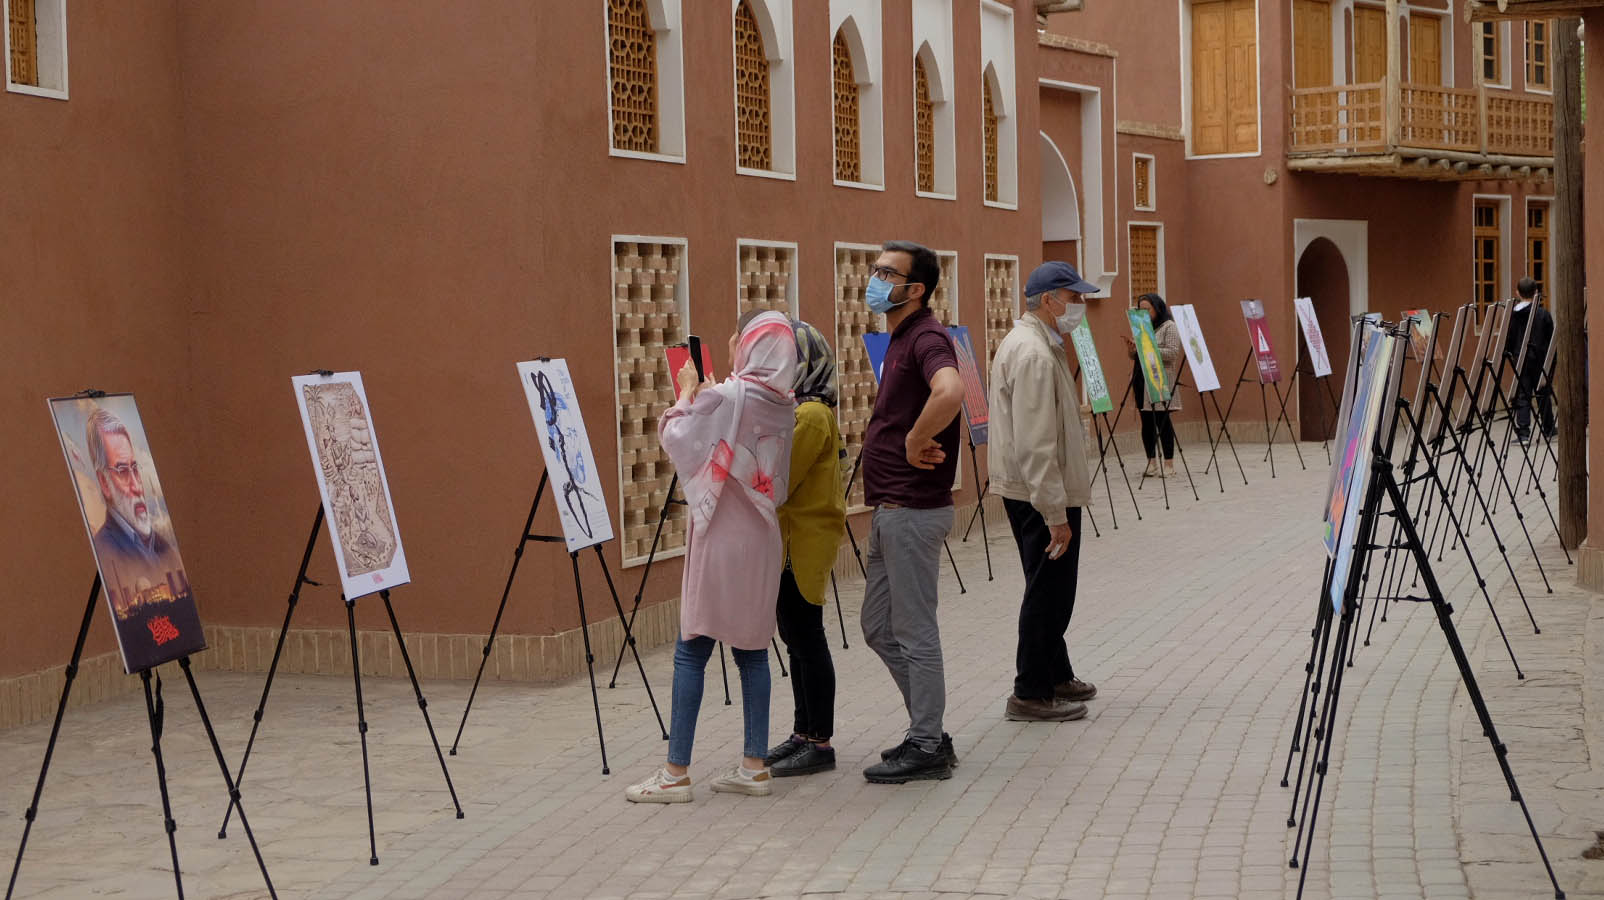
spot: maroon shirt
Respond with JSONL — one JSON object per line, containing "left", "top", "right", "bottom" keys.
{"left": 863, "top": 307, "right": 961, "bottom": 508}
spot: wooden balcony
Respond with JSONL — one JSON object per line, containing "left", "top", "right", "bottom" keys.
{"left": 1287, "top": 81, "right": 1554, "bottom": 181}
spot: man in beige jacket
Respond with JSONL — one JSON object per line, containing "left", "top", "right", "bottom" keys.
{"left": 988, "top": 261, "right": 1097, "bottom": 722}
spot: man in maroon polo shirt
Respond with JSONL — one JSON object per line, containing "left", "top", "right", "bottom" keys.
{"left": 858, "top": 240, "right": 965, "bottom": 784}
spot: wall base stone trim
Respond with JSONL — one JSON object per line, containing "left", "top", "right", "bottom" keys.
{"left": 1576, "top": 542, "right": 1604, "bottom": 592}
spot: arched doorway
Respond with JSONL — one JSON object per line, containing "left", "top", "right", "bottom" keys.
{"left": 1039, "top": 131, "right": 1081, "bottom": 270}
{"left": 1296, "top": 237, "right": 1350, "bottom": 441}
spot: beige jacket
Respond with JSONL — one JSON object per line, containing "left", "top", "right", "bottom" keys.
{"left": 987, "top": 313, "right": 1092, "bottom": 524}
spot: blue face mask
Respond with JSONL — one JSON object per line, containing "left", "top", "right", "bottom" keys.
{"left": 865, "top": 276, "right": 906, "bottom": 315}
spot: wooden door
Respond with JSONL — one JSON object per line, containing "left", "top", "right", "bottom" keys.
{"left": 1354, "top": 6, "right": 1386, "bottom": 84}
{"left": 1191, "top": 0, "right": 1229, "bottom": 155}
{"left": 1226, "top": 0, "right": 1259, "bottom": 152}
{"left": 1410, "top": 15, "right": 1442, "bottom": 85}
{"left": 1294, "top": 0, "right": 1332, "bottom": 88}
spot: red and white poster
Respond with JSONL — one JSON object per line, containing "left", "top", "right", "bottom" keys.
{"left": 1241, "top": 299, "right": 1283, "bottom": 383}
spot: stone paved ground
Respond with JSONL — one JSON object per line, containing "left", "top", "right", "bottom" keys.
{"left": 1, "top": 440, "right": 1600, "bottom": 899}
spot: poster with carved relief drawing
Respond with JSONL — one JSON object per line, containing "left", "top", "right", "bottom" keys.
{"left": 517, "top": 358, "right": 613, "bottom": 551}
{"left": 292, "top": 371, "right": 409, "bottom": 600}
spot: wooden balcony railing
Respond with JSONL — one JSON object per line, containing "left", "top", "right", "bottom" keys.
{"left": 1288, "top": 81, "right": 1553, "bottom": 162}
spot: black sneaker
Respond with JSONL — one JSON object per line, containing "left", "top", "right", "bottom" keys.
{"left": 863, "top": 743, "right": 952, "bottom": 783}
{"left": 764, "top": 734, "right": 807, "bottom": 767}
{"left": 880, "top": 732, "right": 957, "bottom": 768}
{"left": 771, "top": 742, "right": 836, "bottom": 777}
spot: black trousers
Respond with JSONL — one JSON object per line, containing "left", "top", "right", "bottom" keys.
{"left": 1512, "top": 374, "right": 1556, "bottom": 437}
{"left": 1003, "top": 499, "right": 1083, "bottom": 700}
{"left": 775, "top": 566, "right": 836, "bottom": 741}
{"left": 1140, "top": 410, "right": 1175, "bottom": 460}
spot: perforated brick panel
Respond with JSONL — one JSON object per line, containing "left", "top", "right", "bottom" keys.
{"left": 931, "top": 253, "right": 958, "bottom": 326}
{"left": 613, "top": 240, "right": 687, "bottom": 564}
{"left": 738, "top": 244, "right": 795, "bottom": 316}
{"left": 984, "top": 257, "right": 1019, "bottom": 365}
{"left": 835, "top": 247, "right": 878, "bottom": 510}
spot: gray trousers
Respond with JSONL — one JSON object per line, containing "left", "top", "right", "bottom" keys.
{"left": 861, "top": 505, "right": 953, "bottom": 752}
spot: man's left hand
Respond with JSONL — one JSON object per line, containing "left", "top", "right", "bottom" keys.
{"left": 906, "top": 435, "right": 945, "bottom": 469}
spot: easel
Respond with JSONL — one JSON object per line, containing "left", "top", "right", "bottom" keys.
{"left": 1288, "top": 360, "right": 1340, "bottom": 465}
{"left": 215, "top": 504, "right": 463, "bottom": 865}
{"left": 1075, "top": 365, "right": 1143, "bottom": 533}
{"left": 1198, "top": 363, "right": 1251, "bottom": 487}
{"left": 449, "top": 468, "right": 669, "bottom": 769}
{"left": 7, "top": 574, "right": 278, "bottom": 900}
{"left": 1130, "top": 358, "right": 1200, "bottom": 509}
{"left": 955, "top": 419, "right": 993, "bottom": 580}
{"left": 841, "top": 447, "right": 968, "bottom": 594}
{"left": 1218, "top": 351, "right": 1304, "bottom": 478}
{"left": 1281, "top": 375, "right": 1564, "bottom": 900}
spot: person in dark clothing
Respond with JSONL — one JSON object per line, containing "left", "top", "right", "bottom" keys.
{"left": 1504, "top": 277, "right": 1556, "bottom": 443}
{"left": 1121, "top": 293, "right": 1181, "bottom": 477}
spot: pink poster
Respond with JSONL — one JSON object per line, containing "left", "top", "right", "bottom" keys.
{"left": 1241, "top": 299, "right": 1283, "bottom": 384}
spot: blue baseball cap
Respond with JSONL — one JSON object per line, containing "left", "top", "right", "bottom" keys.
{"left": 1025, "top": 261, "right": 1099, "bottom": 297}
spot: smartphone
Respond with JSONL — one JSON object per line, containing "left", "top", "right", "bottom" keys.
{"left": 687, "top": 335, "right": 706, "bottom": 379}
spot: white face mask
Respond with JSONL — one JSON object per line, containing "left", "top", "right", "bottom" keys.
{"left": 1052, "top": 293, "right": 1086, "bottom": 334}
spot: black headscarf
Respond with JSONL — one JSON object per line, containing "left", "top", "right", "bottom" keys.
{"left": 790, "top": 319, "right": 837, "bottom": 407}
{"left": 1137, "top": 293, "right": 1173, "bottom": 329}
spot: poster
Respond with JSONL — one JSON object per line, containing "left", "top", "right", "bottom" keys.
{"left": 665, "top": 344, "right": 716, "bottom": 401}
{"left": 1127, "top": 309, "right": 1169, "bottom": 405}
{"left": 947, "top": 326, "right": 989, "bottom": 444}
{"left": 1424, "top": 306, "right": 1471, "bottom": 443}
{"left": 1171, "top": 304, "right": 1220, "bottom": 393}
{"left": 1408, "top": 311, "right": 1442, "bottom": 421}
{"left": 1293, "top": 297, "right": 1333, "bottom": 378}
{"left": 517, "top": 359, "right": 614, "bottom": 552}
{"left": 292, "top": 372, "right": 410, "bottom": 600}
{"left": 49, "top": 394, "right": 207, "bottom": 673}
{"left": 1240, "top": 299, "right": 1283, "bottom": 383}
{"left": 1452, "top": 303, "right": 1496, "bottom": 430}
{"left": 863, "top": 332, "right": 890, "bottom": 385}
{"left": 1323, "top": 328, "right": 1398, "bottom": 613}
{"left": 1069, "top": 320, "right": 1113, "bottom": 414}
{"left": 1402, "top": 309, "right": 1434, "bottom": 361}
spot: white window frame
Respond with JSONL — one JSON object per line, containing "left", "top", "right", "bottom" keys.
{"left": 1127, "top": 221, "right": 1168, "bottom": 303}
{"left": 979, "top": 1, "right": 1018, "bottom": 209}
{"left": 912, "top": 0, "right": 957, "bottom": 199}
{"left": 1470, "top": 194, "right": 1512, "bottom": 320}
{"left": 734, "top": 238, "right": 801, "bottom": 318}
{"left": 830, "top": 2, "right": 886, "bottom": 191}
{"left": 4, "top": 0, "right": 68, "bottom": 100}
{"left": 1178, "top": 0, "right": 1263, "bottom": 160}
{"left": 732, "top": 0, "right": 797, "bottom": 180}
{"left": 605, "top": 0, "right": 688, "bottom": 163}
{"left": 1133, "top": 152, "right": 1157, "bottom": 212}
{"left": 1477, "top": 19, "right": 1513, "bottom": 89}
{"left": 1521, "top": 18, "right": 1553, "bottom": 96}
{"left": 610, "top": 233, "right": 692, "bottom": 565}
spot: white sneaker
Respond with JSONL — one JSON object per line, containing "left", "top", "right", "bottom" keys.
{"left": 624, "top": 767, "right": 692, "bottom": 803}
{"left": 708, "top": 765, "right": 772, "bottom": 796}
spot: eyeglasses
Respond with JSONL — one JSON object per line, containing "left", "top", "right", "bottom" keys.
{"left": 103, "top": 461, "right": 141, "bottom": 481}
{"left": 870, "top": 265, "right": 910, "bottom": 282}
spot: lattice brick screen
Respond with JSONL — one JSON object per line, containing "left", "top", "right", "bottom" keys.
{"left": 833, "top": 31, "right": 861, "bottom": 182}
{"left": 929, "top": 253, "right": 957, "bottom": 326}
{"left": 1135, "top": 157, "right": 1152, "bottom": 209}
{"left": 614, "top": 241, "right": 687, "bottom": 563}
{"left": 915, "top": 58, "right": 935, "bottom": 192}
{"left": 609, "top": 0, "right": 659, "bottom": 154}
{"left": 738, "top": 244, "right": 794, "bottom": 316}
{"left": 1130, "top": 226, "right": 1160, "bottom": 300}
{"left": 983, "top": 78, "right": 999, "bottom": 202}
{"left": 984, "top": 257, "right": 1019, "bottom": 366}
{"left": 734, "top": 1, "right": 772, "bottom": 170}
{"left": 8, "top": 0, "right": 36, "bottom": 87}
{"left": 835, "top": 248, "right": 878, "bottom": 510}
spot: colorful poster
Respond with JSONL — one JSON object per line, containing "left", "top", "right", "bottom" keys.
{"left": 292, "top": 371, "right": 410, "bottom": 600}
{"left": 1293, "top": 297, "right": 1333, "bottom": 378}
{"left": 1128, "top": 309, "right": 1169, "bottom": 405}
{"left": 665, "top": 344, "right": 715, "bottom": 401}
{"left": 1402, "top": 309, "right": 1434, "bottom": 361}
{"left": 1324, "top": 328, "right": 1398, "bottom": 613}
{"left": 49, "top": 394, "right": 207, "bottom": 673}
{"left": 1240, "top": 299, "right": 1283, "bottom": 383}
{"left": 518, "top": 359, "right": 614, "bottom": 552}
{"left": 947, "top": 326, "right": 989, "bottom": 444}
{"left": 1069, "top": 320, "right": 1114, "bottom": 414}
{"left": 863, "top": 332, "right": 890, "bottom": 385}
{"left": 1171, "top": 304, "right": 1221, "bottom": 393}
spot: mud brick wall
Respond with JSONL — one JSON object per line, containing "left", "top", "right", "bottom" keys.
{"left": 737, "top": 243, "right": 795, "bottom": 316}
{"left": 985, "top": 256, "right": 1018, "bottom": 365}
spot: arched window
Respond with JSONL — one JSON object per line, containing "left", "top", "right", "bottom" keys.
{"left": 983, "top": 76, "right": 999, "bottom": 202}
{"left": 915, "top": 56, "right": 935, "bottom": 192}
{"left": 608, "top": 0, "right": 658, "bottom": 153}
{"left": 734, "top": 0, "right": 772, "bottom": 169}
{"left": 833, "top": 29, "right": 860, "bottom": 182}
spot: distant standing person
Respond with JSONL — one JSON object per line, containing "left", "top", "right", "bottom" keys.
{"left": 1122, "top": 293, "right": 1182, "bottom": 479}
{"left": 989, "top": 261, "right": 1098, "bottom": 722}
{"left": 1504, "top": 277, "right": 1556, "bottom": 444}
{"left": 858, "top": 240, "right": 966, "bottom": 784}
{"left": 765, "top": 320, "right": 848, "bottom": 777}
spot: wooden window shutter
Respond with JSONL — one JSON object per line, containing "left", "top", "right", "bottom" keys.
{"left": 608, "top": 0, "right": 659, "bottom": 153}
{"left": 8, "top": 0, "right": 36, "bottom": 87}
{"left": 833, "top": 31, "right": 861, "bottom": 182}
{"left": 734, "top": 0, "right": 772, "bottom": 169}
{"left": 1480, "top": 22, "right": 1501, "bottom": 83}
{"left": 1292, "top": 0, "right": 1331, "bottom": 89}
{"left": 915, "top": 57, "right": 935, "bottom": 191}
{"left": 983, "top": 77, "right": 999, "bottom": 202}
{"left": 1131, "top": 226, "right": 1160, "bottom": 299}
{"left": 1526, "top": 20, "right": 1550, "bottom": 89}
{"left": 1527, "top": 202, "right": 1549, "bottom": 297}
{"left": 1409, "top": 15, "right": 1442, "bottom": 86}
{"left": 1225, "top": 0, "right": 1259, "bottom": 153}
{"left": 1190, "top": 1, "right": 1229, "bottom": 155}
{"left": 1134, "top": 157, "right": 1152, "bottom": 209}
{"left": 1354, "top": 7, "right": 1386, "bottom": 84}
{"left": 1473, "top": 201, "right": 1500, "bottom": 314}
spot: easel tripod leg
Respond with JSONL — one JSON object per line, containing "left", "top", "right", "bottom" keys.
{"left": 1272, "top": 382, "right": 1307, "bottom": 470}
{"left": 568, "top": 552, "right": 611, "bottom": 773}
{"left": 378, "top": 590, "right": 465, "bottom": 817}
{"left": 6, "top": 575, "right": 100, "bottom": 900}
{"left": 343, "top": 596, "right": 380, "bottom": 865}
{"left": 592, "top": 547, "right": 669, "bottom": 737}
{"left": 611, "top": 474, "right": 679, "bottom": 688}
{"left": 829, "top": 571, "right": 849, "bottom": 649}
{"left": 453, "top": 490, "right": 540, "bottom": 754}
{"left": 140, "top": 670, "right": 186, "bottom": 898}
{"left": 944, "top": 540, "right": 966, "bottom": 594}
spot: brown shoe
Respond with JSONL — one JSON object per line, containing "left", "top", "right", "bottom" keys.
{"left": 1055, "top": 679, "right": 1098, "bottom": 702}
{"left": 1005, "top": 695, "right": 1088, "bottom": 722}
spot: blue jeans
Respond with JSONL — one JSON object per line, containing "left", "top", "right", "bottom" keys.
{"left": 666, "top": 636, "right": 770, "bottom": 767}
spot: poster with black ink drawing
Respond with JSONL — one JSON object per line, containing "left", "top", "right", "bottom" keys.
{"left": 516, "top": 359, "right": 614, "bottom": 551}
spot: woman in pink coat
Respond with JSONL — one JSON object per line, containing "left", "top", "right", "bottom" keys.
{"left": 626, "top": 309, "right": 798, "bottom": 803}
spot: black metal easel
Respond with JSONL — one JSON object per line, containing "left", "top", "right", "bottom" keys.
{"left": 1080, "top": 372, "right": 1144, "bottom": 529}
{"left": 7, "top": 576, "right": 278, "bottom": 900}
{"left": 840, "top": 447, "right": 968, "bottom": 594}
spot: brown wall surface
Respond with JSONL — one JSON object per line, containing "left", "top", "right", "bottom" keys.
{"left": 0, "top": 3, "right": 187, "bottom": 677}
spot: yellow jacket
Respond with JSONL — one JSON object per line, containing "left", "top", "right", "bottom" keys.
{"left": 779, "top": 400, "right": 847, "bottom": 605}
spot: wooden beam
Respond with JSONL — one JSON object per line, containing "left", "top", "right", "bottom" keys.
{"left": 1495, "top": 164, "right": 1513, "bottom": 179}
{"left": 1468, "top": 0, "right": 1603, "bottom": 23}
{"left": 1386, "top": 0, "right": 1402, "bottom": 149}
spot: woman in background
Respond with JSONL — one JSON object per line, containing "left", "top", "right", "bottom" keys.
{"left": 1122, "top": 293, "right": 1182, "bottom": 478}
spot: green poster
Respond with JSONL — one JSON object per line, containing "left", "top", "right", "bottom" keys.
{"left": 1068, "top": 320, "right": 1113, "bottom": 414}
{"left": 1128, "top": 309, "right": 1169, "bottom": 405}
